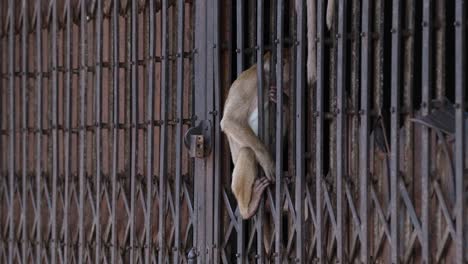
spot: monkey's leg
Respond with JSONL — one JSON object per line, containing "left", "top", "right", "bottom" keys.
{"left": 231, "top": 147, "right": 270, "bottom": 219}
{"left": 231, "top": 147, "right": 256, "bottom": 218}
{"left": 221, "top": 120, "right": 275, "bottom": 181}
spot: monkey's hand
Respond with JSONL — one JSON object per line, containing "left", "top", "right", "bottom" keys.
{"left": 269, "top": 85, "right": 290, "bottom": 106}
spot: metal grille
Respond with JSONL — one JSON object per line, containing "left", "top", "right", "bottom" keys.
{"left": 0, "top": 0, "right": 195, "bottom": 263}
{"left": 1, "top": 0, "right": 467, "bottom": 263}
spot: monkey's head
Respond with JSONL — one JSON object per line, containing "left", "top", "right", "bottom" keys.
{"left": 262, "top": 49, "right": 292, "bottom": 102}
{"left": 262, "top": 49, "right": 291, "bottom": 77}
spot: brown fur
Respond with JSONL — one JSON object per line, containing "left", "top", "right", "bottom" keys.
{"left": 221, "top": 52, "right": 291, "bottom": 219}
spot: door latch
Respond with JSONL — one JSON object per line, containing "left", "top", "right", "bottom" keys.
{"left": 184, "top": 120, "right": 212, "bottom": 158}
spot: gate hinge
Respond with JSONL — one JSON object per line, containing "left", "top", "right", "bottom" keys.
{"left": 184, "top": 120, "right": 212, "bottom": 158}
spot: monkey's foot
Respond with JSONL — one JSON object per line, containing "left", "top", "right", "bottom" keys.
{"left": 243, "top": 177, "right": 271, "bottom": 219}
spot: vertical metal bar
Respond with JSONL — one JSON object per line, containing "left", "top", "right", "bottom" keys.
{"left": 454, "top": 0, "right": 465, "bottom": 262}
{"left": 146, "top": 0, "right": 155, "bottom": 263}
{"left": 174, "top": 0, "right": 185, "bottom": 261}
{"left": 21, "top": 0, "right": 29, "bottom": 262}
{"left": 213, "top": 0, "right": 222, "bottom": 261}
{"left": 360, "top": 0, "right": 371, "bottom": 262}
{"left": 111, "top": 0, "right": 119, "bottom": 262}
{"left": 64, "top": 0, "right": 72, "bottom": 261}
{"left": 130, "top": 0, "right": 138, "bottom": 262}
{"left": 402, "top": 0, "right": 415, "bottom": 255}
{"left": 421, "top": 1, "right": 432, "bottom": 262}
{"left": 35, "top": 0, "right": 43, "bottom": 262}
{"left": 95, "top": 0, "right": 103, "bottom": 262}
{"left": 236, "top": 0, "right": 244, "bottom": 75}
{"left": 51, "top": 0, "right": 59, "bottom": 262}
{"left": 275, "top": 0, "right": 284, "bottom": 262}
{"left": 8, "top": 0, "right": 15, "bottom": 262}
{"left": 235, "top": 0, "right": 245, "bottom": 262}
{"left": 206, "top": 1, "right": 215, "bottom": 263}
{"left": 349, "top": 0, "right": 360, "bottom": 206}
{"left": 205, "top": 0, "right": 216, "bottom": 261}
{"left": 390, "top": 0, "right": 402, "bottom": 262}
{"left": 78, "top": 0, "right": 88, "bottom": 261}
{"left": 336, "top": 0, "right": 347, "bottom": 261}
{"left": 256, "top": 0, "right": 265, "bottom": 262}
{"left": 158, "top": 0, "right": 169, "bottom": 262}
{"left": 373, "top": 0, "right": 384, "bottom": 115}
{"left": 288, "top": 0, "right": 296, "bottom": 194}
{"left": 316, "top": 0, "right": 325, "bottom": 261}
{"left": 294, "top": 0, "right": 305, "bottom": 262}
{"left": 194, "top": 0, "right": 208, "bottom": 260}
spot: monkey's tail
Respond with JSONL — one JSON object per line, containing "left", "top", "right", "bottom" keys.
{"left": 306, "top": 0, "right": 316, "bottom": 85}
{"left": 326, "top": 0, "right": 335, "bottom": 30}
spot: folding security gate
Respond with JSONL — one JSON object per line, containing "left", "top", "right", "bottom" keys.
{"left": 0, "top": 0, "right": 467, "bottom": 263}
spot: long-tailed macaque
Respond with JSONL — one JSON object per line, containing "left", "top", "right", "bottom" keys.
{"left": 220, "top": 52, "right": 290, "bottom": 219}
{"left": 221, "top": 0, "right": 334, "bottom": 220}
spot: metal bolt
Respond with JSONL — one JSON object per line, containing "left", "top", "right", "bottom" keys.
{"left": 336, "top": 33, "right": 341, "bottom": 39}
{"left": 422, "top": 21, "right": 428, "bottom": 27}
{"left": 315, "top": 37, "right": 320, "bottom": 42}
{"left": 391, "top": 107, "right": 396, "bottom": 113}
{"left": 213, "top": 44, "right": 217, "bottom": 48}
{"left": 421, "top": 102, "right": 427, "bottom": 108}
{"left": 454, "top": 21, "right": 461, "bottom": 27}
{"left": 360, "top": 32, "right": 366, "bottom": 37}
{"left": 454, "top": 103, "right": 461, "bottom": 108}
{"left": 359, "top": 109, "right": 365, "bottom": 115}
{"left": 390, "top": 28, "right": 396, "bottom": 33}
{"left": 235, "top": 48, "right": 241, "bottom": 53}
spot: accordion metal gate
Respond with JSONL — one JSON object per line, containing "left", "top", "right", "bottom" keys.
{"left": 0, "top": 0, "right": 467, "bottom": 263}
